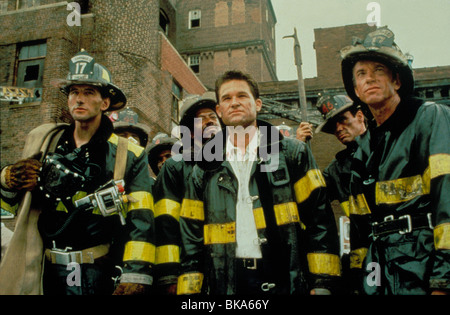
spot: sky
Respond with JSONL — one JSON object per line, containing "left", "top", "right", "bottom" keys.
{"left": 271, "top": 0, "right": 450, "bottom": 80}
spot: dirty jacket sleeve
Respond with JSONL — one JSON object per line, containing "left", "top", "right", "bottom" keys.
{"left": 285, "top": 139, "right": 341, "bottom": 289}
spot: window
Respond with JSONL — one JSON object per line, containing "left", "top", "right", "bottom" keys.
{"left": 159, "top": 9, "right": 170, "bottom": 35}
{"left": 16, "top": 42, "right": 46, "bottom": 89}
{"left": 188, "top": 55, "right": 200, "bottom": 74}
{"left": 172, "top": 81, "right": 182, "bottom": 123}
{"left": 0, "top": 1, "right": 7, "bottom": 13}
{"left": 189, "top": 10, "right": 201, "bottom": 29}
{"left": 16, "top": 0, "right": 40, "bottom": 10}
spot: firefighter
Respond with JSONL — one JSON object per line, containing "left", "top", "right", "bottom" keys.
{"left": 114, "top": 121, "right": 150, "bottom": 148}
{"left": 297, "top": 94, "right": 367, "bottom": 294}
{"left": 0, "top": 50, "right": 155, "bottom": 295}
{"left": 176, "top": 70, "right": 340, "bottom": 295}
{"left": 341, "top": 26, "right": 450, "bottom": 294}
{"left": 147, "top": 135, "right": 179, "bottom": 177}
{"left": 152, "top": 91, "right": 222, "bottom": 294}
{"left": 297, "top": 95, "right": 367, "bottom": 215}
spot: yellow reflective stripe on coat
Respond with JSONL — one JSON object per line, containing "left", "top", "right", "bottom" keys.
{"left": 434, "top": 223, "right": 450, "bottom": 250}
{"left": 374, "top": 154, "right": 449, "bottom": 205}
{"left": 340, "top": 201, "right": 350, "bottom": 217}
{"left": 294, "top": 169, "right": 326, "bottom": 204}
{"left": 109, "top": 133, "right": 144, "bottom": 158}
{"left": 123, "top": 241, "right": 155, "bottom": 263}
{"left": 156, "top": 245, "right": 180, "bottom": 264}
{"left": 177, "top": 273, "right": 204, "bottom": 295}
{"left": 0, "top": 199, "right": 19, "bottom": 215}
{"left": 348, "top": 194, "right": 371, "bottom": 215}
{"left": 204, "top": 222, "right": 236, "bottom": 245}
{"left": 375, "top": 174, "right": 430, "bottom": 205}
{"left": 253, "top": 207, "right": 266, "bottom": 229}
{"left": 127, "top": 191, "right": 154, "bottom": 212}
{"left": 155, "top": 198, "right": 181, "bottom": 220}
{"left": 180, "top": 199, "right": 204, "bottom": 221}
{"left": 430, "top": 153, "right": 450, "bottom": 179}
{"left": 274, "top": 202, "right": 301, "bottom": 226}
{"left": 307, "top": 253, "right": 341, "bottom": 276}
{"left": 349, "top": 247, "right": 368, "bottom": 269}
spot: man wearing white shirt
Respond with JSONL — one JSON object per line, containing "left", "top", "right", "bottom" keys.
{"left": 226, "top": 128, "right": 261, "bottom": 259}
{"left": 177, "top": 70, "right": 341, "bottom": 295}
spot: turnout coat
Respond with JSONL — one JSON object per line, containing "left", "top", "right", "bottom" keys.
{"left": 348, "top": 98, "right": 450, "bottom": 294}
{"left": 0, "top": 116, "right": 155, "bottom": 294}
{"left": 176, "top": 121, "right": 341, "bottom": 295}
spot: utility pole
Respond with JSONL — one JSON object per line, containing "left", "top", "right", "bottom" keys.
{"left": 283, "top": 28, "right": 308, "bottom": 124}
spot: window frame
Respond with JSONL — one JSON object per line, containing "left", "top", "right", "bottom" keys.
{"left": 188, "top": 54, "right": 200, "bottom": 74}
{"left": 188, "top": 9, "right": 201, "bottom": 29}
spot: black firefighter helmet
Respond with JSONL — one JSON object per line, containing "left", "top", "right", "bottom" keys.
{"left": 315, "top": 94, "right": 359, "bottom": 134}
{"left": 340, "top": 26, "right": 414, "bottom": 104}
{"left": 179, "top": 91, "right": 217, "bottom": 131}
{"left": 52, "top": 50, "right": 127, "bottom": 111}
{"left": 147, "top": 134, "right": 179, "bottom": 176}
{"left": 113, "top": 121, "right": 151, "bottom": 147}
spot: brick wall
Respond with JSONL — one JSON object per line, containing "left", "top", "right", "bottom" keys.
{"left": 0, "top": 0, "right": 208, "bottom": 168}
{"left": 176, "top": 0, "right": 277, "bottom": 87}
{"left": 161, "top": 34, "right": 206, "bottom": 95}
{"left": 0, "top": 2, "right": 79, "bottom": 166}
{"left": 314, "top": 24, "right": 377, "bottom": 85}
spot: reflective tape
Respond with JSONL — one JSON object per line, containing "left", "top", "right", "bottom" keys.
{"left": 177, "top": 273, "right": 204, "bottom": 295}
{"left": 307, "top": 253, "right": 341, "bottom": 276}
{"left": 274, "top": 202, "right": 300, "bottom": 226}
{"left": 253, "top": 207, "right": 266, "bottom": 229}
{"left": 434, "top": 223, "right": 450, "bottom": 250}
{"left": 204, "top": 222, "right": 236, "bottom": 245}
{"left": 155, "top": 245, "right": 180, "bottom": 265}
{"left": 294, "top": 169, "right": 326, "bottom": 204}
{"left": 375, "top": 174, "right": 429, "bottom": 205}
{"left": 127, "top": 191, "right": 154, "bottom": 212}
{"left": 155, "top": 198, "right": 181, "bottom": 220}
{"left": 340, "top": 200, "right": 350, "bottom": 217}
{"left": 430, "top": 153, "right": 450, "bottom": 179}
{"left": 180, "top": 199, "right": 204, "bottom": 221}
{"left": 109, "top": 133, "right": 144, "bottom": 157}
{"left": 349, "top": 247, "right": 368, "bottom": 269}
{"left": 348, "top": 194, "right": 371, "bottom": 215}
{"left": 123, "top": 241, "right": 155, "bottom": 263}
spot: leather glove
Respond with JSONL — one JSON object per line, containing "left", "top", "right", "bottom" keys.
{"left": 1, "top": 158, "right": 42, "bottom": 191}
{"left": 112, "top": 283, "right": 149, "bottom": 295}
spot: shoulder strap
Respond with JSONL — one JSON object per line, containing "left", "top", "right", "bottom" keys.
{"left": 114, "top": 136, "right": 129, "bottom": 180}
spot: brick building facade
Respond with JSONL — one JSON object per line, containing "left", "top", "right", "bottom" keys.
{"left": 175, "top": 0, "right": 277, "bottom": 89}
{"left": 1, "top": 1, "right": 449, "bottom": 227}
{"left": 0, "top": 0, "right": 206, "bottom": 167}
